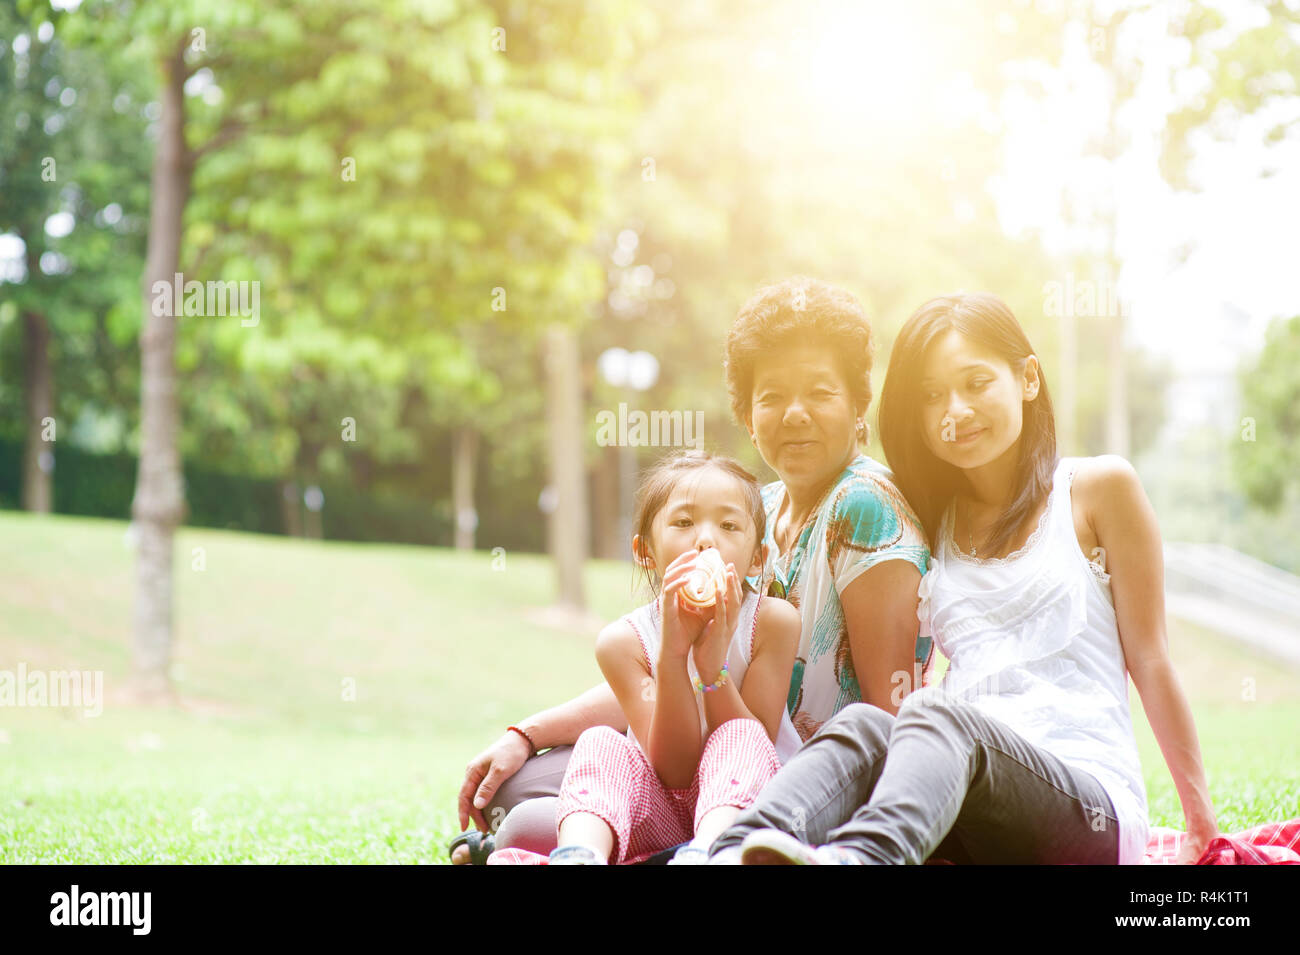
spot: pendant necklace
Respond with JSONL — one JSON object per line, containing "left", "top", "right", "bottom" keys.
{"left": 964, "top": 499, "right": 979, "bottom": 558}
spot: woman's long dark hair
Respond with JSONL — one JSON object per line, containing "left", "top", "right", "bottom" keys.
{"left": 878, "top": 293, "right": 1058, "bottom": 556}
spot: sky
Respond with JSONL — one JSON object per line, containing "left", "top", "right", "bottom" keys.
{"left": 984, "top": 0, "right": 1300, "bottom": 438}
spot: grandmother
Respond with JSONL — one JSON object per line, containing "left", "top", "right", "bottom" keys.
{"left": 450, "top": 276, "right": 934, "bottom": 864}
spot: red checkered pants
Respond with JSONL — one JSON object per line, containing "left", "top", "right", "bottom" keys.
{"left": 488, "top": 717, "right": 780, "bottom": 865}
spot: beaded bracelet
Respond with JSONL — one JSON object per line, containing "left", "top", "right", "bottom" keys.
{"left": 693, "top": 661, "right": 730, "bottom": 694}
{"left": 506, "top": 724, "right": 537, "bottom": 757}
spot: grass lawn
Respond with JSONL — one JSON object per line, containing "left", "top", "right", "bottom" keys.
{"left": 1, "top": 510, "right": 1296, "bottom": 863}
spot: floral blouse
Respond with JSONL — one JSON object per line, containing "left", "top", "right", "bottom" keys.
{"left": 747, "top": 454, "right": 933, "bottom": 741}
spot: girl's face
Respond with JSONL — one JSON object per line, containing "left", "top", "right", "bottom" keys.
{"left": 634, "top": 466, "right": 765, "bottom": 585}
{"left": 919, "top": 329, "right": 1040, "bottom": 471}
{"left": 745, "top": 342, "right": 864, "bottom": 490}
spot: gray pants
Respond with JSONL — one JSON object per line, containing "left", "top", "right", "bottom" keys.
{"left": 485, "top": 747, "right": 572, "bottom": 856}
{"left": 710, "top": 694, "right": 1120, "bottom": 864}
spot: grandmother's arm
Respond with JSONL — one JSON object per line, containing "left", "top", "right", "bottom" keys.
{"left": 521, "top": 680, "right": 629, "bottom": 748}
{"left": 839, "top": 559, "right": 923, "bottom": 717}
{"left": 456, "top": 681, "right": 626, "bottom": 832}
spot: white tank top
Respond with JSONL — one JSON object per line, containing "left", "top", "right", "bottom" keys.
{"left": 918, "top": 457, "right": 1150, "bottom": 864}
{"left": 623, "top": 590, "right": 803, "bottom": 765}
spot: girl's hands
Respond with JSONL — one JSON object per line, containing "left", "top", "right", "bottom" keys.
{"left": 660, "top": 550, "right": 714, "bottom": 659}
{"left": 692, "top": 564, "right": 742, "bottom": 682}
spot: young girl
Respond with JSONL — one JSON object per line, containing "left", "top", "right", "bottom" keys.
{"left": 711, "top": 292, "right": 1220, "bottom": 865}
{"left": 489, "top": 449, "right": 803, "bottom": 865}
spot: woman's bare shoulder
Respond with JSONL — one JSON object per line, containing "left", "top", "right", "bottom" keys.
{"left": 1070, "top": 455, "right": 1146, "bottom": 522}
{"left": 1071, "top": 454, "right": 1140, "bottom": 488}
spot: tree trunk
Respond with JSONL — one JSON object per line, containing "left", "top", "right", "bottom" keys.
{"left": 349, "top": 450, "right": 374, "bottom": 494}
{"left": 452, "top": 425, "right": 479, "bottom": 550}
{"left": 130, "top": 43, "right": 191, "bottom": 701}
{"left": 544, "top": 324, "right": 588, "bottom": 609}
{"left": 1101, "top": 103, "right": 1129, "bottom": 459}
{"left": 296, "top": 443, "right": 324, "bottom": 540}
{"left": 1105, "top": 309, "right": 1130, "bottom": 457}
{"left": 1057, "top": 305, "right": 1077, "bottom": 457}
{"left": 302, "top": 493, "right": 323, "bottom": 540}
{"left": 21, "top": 310, "right": 54, "bottom": 513}
{"left": 592, "top": 443, "right": 622, "bottom": 560}
{"left": 280, "top": 480, "right": 302, "bottom": 537}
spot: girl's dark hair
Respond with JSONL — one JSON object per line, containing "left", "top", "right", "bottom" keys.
{"left": 631, "top": 449, "right": 765, "bottom": 599}
{"left": 878, "top": 292, "right": 1058, "bottom": 557}
{"left": 724, "top": 276, "right": 875, "bottom": 443}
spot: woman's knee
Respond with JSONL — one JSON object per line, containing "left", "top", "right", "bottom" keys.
{"left": 488, "top": 745, "right": 572, "bottom": 817}
{"left": 894, "top": 689, "right": 977, "bottom": 739}
{"left": 494, "top": 796, "right": 560, "bottom": 855}
{"left": 817, "top": 701, "right": 895, "bottom": 747}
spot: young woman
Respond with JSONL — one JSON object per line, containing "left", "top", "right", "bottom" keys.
{"left": 710, "top": 291, "right": 1220, "bottom": 865}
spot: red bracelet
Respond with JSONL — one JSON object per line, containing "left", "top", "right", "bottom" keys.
{"left": 507, "top": 725, "right": 537, "bottom": 757}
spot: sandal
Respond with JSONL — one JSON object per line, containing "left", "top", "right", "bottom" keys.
{"left": 447, "top": 830, "right": 495, "bottom": 865}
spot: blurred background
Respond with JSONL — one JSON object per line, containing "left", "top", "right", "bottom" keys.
{"left": 1, "top": 0, "right": 1297, "bottom": 862}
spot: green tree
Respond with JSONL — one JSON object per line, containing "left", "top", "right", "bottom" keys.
{"left": 1234, "top": 314, "right": 1300, "bottom": 512}
{"left": 49, "top": 0, "right": 648, "bottom": 689}
{"left": 1161, "top": 0, "right": 1300, "bottom": 189}
{"left": 0, "top": 2, "right": 149, "bottom": 511}
{"left": 49, "top": 0, "right": 321, "bottom": 699}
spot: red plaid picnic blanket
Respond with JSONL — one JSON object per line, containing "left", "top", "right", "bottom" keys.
{"left": 1142, "top": 821, "right": 1300, "bottom": 865}
{"left": 490, "top": 820, "right": 1300, "bottom": 865}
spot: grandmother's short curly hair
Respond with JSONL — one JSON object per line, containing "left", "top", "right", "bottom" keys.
{"left": 724, "top": 276, "right": 876, "bottom": 440}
